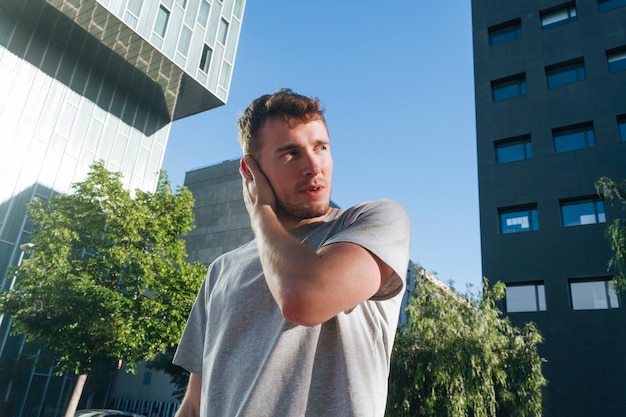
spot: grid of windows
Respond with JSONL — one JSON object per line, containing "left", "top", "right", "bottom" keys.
{"left": 598, "top": 0, "right": 626, "bottom": 12}
{"left": 499, "top": 205, "right": 539, "bottom": 234}
{"left": 488, "top": 18, "right": 522, "bottom": 45}
{"left": 546, "top": 58, "right": 586, "bottom": 88}
{"left": 553, "top": 123, "right": 595, "bottom": 153}
{"left": 561, "top": 197, "right": 606, "bottom": 226}
{"left": 491, "top": 73, "right": 527, "bottom": 101}
{"left": 506, "top": 282, "right": 547, "bottom": 312}
{"left": 495, "top": 135, "right": 533, "bottom": 163}
{"left": 607, "top": 47, "right": 626, "bottom": 73}
{"left": 570, "top": 278, "right": 620, "bottom": 310}
{"left": 541, "top": 2, "right": 577, "bottom": 28}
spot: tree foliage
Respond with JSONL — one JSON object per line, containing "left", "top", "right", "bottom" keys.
{"left": 595, "top": 177, "right": 626, "bottom": 293}
{"left": 0, "top": 161, "right": 206, "bottom": 376}
{"left": 386, "top": 266, "right": 546, "bottom": 417}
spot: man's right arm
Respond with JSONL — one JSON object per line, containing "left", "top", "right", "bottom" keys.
{"left": 175, "top": 373, "right": 201, "bottom": 417}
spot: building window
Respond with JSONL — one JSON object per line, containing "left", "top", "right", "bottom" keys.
{"left": 175, "top": 0, "right": 187, "bottom": 8}
{"left": 607, "top": 47, "right": 626, "bottom": 73}
{"left": 495, "top": 135, "right": 533, "bottom": 164}
{"left": 561, "top": 197, "right": 606, "bottom": 227}
{"left": 570, "top": 278, "right": 619, "bottom": 310}
{"left": 143, "top": 371, "right": 152, "bottom": 385}
{"left": 199, "top": 44, "right": 213, "bottom": 73}
{"left": 506, "top": 282, "right": 547, "bottom": 313}
{"left": 154, "top": 5, "right": 170, "bottom": 38}
{"left": 598, "top": 0, "right": 626, "bottom": 13}
{"left": 488, "top": 18, "right": 522, "bottom": 45}
{"left": 499, "top": 204, "right": 539, "bottom": 234}
{"left": 234, "top": 0, "right": 245, "bottom": 18}
{"left": 540, "top": 2, "right": 577, "bottom": 29}
{"left": 177, "top": 25, "right": 192, "bottom": 57}
{"left": 553, "top": 122, "right": 595, "bottom": 153}
{"left": 218, "top": 18, "right": 229, "bottom": 44}
{"left": 618, "top": 115, "right": 626, "bottom": 141}
{"left": 198, "top": 0, "right": 210, "bottom": 27}
{"left": 546, "top": 58, "right": 586, "bottom": 88}
{"left": 491, "top": 73, "right": 527, "bottom": 102}
{"left": 124, "top": 0, "right": 143, "bottom": 27}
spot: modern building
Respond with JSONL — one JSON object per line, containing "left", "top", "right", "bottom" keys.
{"left": 472, "top": 1, "right": 626, "bottom": 416}
{"left": 0, "top": 0, "right": 245, "bottom": 416}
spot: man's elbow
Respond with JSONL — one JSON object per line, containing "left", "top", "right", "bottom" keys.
{"left": 279, "top": 294, "right": 331, "bottom": 327}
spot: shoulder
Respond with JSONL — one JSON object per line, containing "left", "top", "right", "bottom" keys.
{"left": 341, "top": 199, "right": 410, "bottom": 226}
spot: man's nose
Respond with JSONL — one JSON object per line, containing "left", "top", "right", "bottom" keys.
{"left": 302, "top": 152, "right": 321, "bottom": 176}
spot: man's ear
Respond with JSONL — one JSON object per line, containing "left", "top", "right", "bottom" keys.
{"left": 240, "top": 157, "right": 253, "bottom": 178}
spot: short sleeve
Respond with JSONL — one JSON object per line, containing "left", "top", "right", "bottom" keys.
{"left": 323, "top": 199, "right": 411, "bottom": 301}
{"left": 173, "top": 274, "right": 209, "bottom": 375}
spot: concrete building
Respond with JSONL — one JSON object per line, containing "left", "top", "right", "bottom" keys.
{"left": 472, "top": 1, "right": 626, "bottom": 415}
{"left": 0, "top": 0, "right": 245, "bottom": 416}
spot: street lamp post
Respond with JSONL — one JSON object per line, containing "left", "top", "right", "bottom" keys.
{"left": 0, "top": 243, "right": 35, "bottom": 357}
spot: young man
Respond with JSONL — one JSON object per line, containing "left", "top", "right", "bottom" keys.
{"left": 173, "top": 89, "right": 411, "bottom": 417}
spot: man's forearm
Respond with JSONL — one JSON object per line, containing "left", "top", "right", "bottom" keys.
{"left": 175, "top": 373, "right": 202, "bottom": 417}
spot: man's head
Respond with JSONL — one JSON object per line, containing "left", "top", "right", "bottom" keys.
{"left": 237, "top": 89, "right": 327, "bottom": 157}
{"left": 238, "top": 89, "right": 333, "bottom": 227}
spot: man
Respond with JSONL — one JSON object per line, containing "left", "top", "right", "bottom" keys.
{"left": 173, "top": 89, "right": 411, "bottom": 417}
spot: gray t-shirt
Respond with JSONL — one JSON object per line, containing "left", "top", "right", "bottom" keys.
{"left": 173, "top": 199, "right": 411, "bottom": 417}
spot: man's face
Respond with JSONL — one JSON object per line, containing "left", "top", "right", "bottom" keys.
{"left": 256, "top": 117, "right": 333, "bottom": 225}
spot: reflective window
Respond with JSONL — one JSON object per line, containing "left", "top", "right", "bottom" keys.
{"left": 495, "top": 135, "right": 533, "bottom": 163}
{"left": 506, "top": 283, "right": 547, "bottom": 313}
{"left": 489, "top": 18, "right": 522, "bottom": 45}
{"left": 570, "top": 279, "right": 619, "bottom": 310}
{"left": 561, "top": 198, "right": 606, "bottom": 226}
{"left": 198, "top": 0, "right": 211, "bottom": 27}
{"left": 541, "top": 2, "right": 577, "bottom": 29}
{"left": 598, "top": 0, "right": 626, "bottom": 12}
{"left": 218, "top": 18, "right": 229, "bottom": 45}
{"left": 124, "top": 0, "right": 143, "bottom": 27}
{"left": 619, "top": 116, "right": 626, "bottom": 141}
{"left": 154, "top": 5, "right": 170, "bottom": 38}
{"left": 607, "top": 48, "right": 626, "bottom": 73}
{"left": 546, "top": 59, "right": 586, "bottom": 88}
{"left": 199, "top": 44, "right": 213, "bottom": 73}
{"left": 491, "top": 74, "right": 527, "bottom": 102}
{"left": 234, "top": 0, "right": 245, "bottom": 18}
{"left": 553, "top": 123, "right": 595, "bottom": 153}
{"left": 178, "top": 25, "right": 192, "bottom": 57}
{"left": 499, "top": 205, "right": 539, "bottom": 234}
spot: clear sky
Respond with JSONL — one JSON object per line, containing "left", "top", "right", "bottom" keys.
{"left": 162, "top": 1, "right": 482, "bottom": 291}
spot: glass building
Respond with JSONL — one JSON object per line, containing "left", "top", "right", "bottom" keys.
{"left": 0, "top": 0, "right": 245, "bottom": 416}
{"left": 472, "top": 1, "right": 626, "bottom": 416}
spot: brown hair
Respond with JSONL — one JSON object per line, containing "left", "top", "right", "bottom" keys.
{"left": 237, "top": 88, "right": 327, "bottom": 155}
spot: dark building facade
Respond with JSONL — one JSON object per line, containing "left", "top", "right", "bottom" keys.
{"left": 472, "top": 1, "right": 626, "bottom": 415}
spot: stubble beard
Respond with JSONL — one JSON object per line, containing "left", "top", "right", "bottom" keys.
{"left": 275, "top": 196, "right": 331, "bottom": 223}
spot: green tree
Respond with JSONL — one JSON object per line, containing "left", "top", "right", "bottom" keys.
{"left": 0, "top": 162, "right": 206, "bottom": 417}
{"left": 595, "top": 177, "right": 626, "bottom": 293}
{"left": 386, "top": 266, "right": 546, "bottom": 417}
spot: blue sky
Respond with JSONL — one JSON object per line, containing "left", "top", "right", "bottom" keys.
{"left": 162, "top": 1, "right": 482, "bottom": 291}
